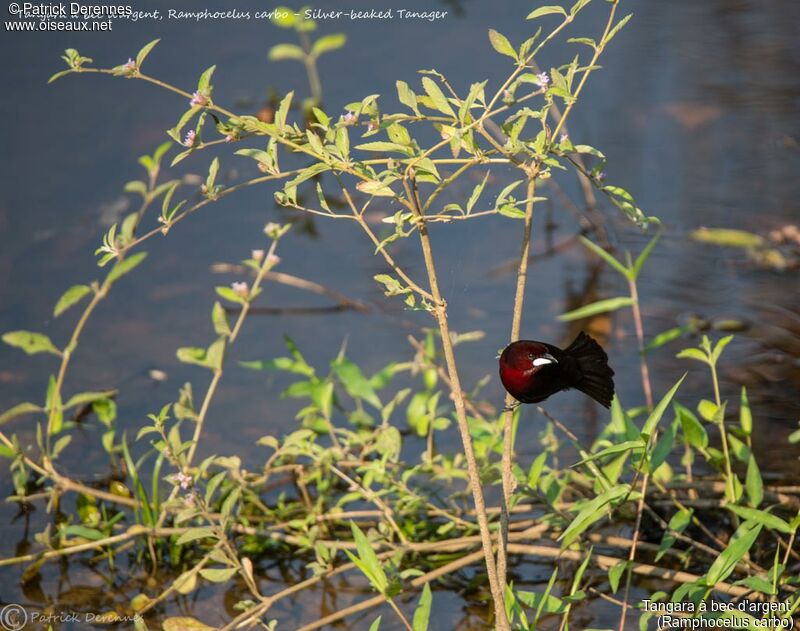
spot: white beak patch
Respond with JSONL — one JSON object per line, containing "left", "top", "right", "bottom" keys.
{"left": 533, "top": 355, "right": 556, "bottom": 367}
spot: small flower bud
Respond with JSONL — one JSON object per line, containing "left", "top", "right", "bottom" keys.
{"left": 267, "top": 253, "right": 281, "bottom": 267}
{"left": 251, "top": 249, "right": 265, "bottom": 262}
{"left": 190, "top": 91, "right": 209, "bottom": 107}
{"left": 536, "top": 72, "right": 550, "bottom": 89}
{"left": 343, "top": 111, "right": 357, "bottom": 125}
{"left": 264, "top": 222, "right": 281, "bottom": 239}
{"left": 183, "top": 129, "right": 197, "bottom": 148}
{"left": 232, "top": 281, "right": 250, "bottom": 298}
{"left": 174, "top": 472, "right": 192, "bottom": 490}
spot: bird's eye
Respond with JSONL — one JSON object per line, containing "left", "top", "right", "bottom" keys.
{"left": 527, "top": 353, "right": 535, "bottom": 360}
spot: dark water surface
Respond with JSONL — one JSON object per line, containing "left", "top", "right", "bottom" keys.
{"left": 1, "top": 0, "right": 799, "bottom": 628}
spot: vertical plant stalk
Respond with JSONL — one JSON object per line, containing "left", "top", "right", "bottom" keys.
{"left": 498, "top": 177, "right": 537, "bottom": 595}
{"left": 618, "top": 274, "right": 654, "bottom": 631}
{"left": 154, "top": 237, "right": 281, "bottom": 532}
{"left": 44, "top": 186, "right": 157, "bottom": 453}
{"left": 709, "top": 358, "right": 736, "bottom": 501}
{"left": 403, "top": 179, "right": 510, "bottom": 631}
{"left": 298, "top": 30, "right": 323, "bottom": 104}
{"left": 629, "top": 275, "right": 654, "bottom": 410}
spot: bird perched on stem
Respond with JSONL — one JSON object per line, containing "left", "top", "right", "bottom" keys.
{"left": 499, "top": 332, "right": 615, "bottom": 409}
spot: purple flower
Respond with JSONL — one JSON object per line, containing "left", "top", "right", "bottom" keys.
{"left": 343, "top": 111, "right": 357, "bottom": 125}
{"left": 190, "top": 91, "right": 209, "bottom": 107}
{"left": 232, "top": 281, "right": 250, "bottom": 298}
{"left": 503, "top": 89, "right": 511, "bottom": 100}
{"left": 122, "top": 58, "right": 136, "bottom": 73}
{"left": 367, "top": 120, "right": 377, "bottom": 133}
{"left": 224, "top": 134, "right": 235, "bottom": 143}
{"left": 559, "top": 133, "right": 569, "bottom": 144}
{"left": 251, "top": 249, "right": 265, "bottom": 262}
{"left": 175, "top": 471, "right": 192, "bottom": 490}
{"left": 536, "top": 72, "right": 550, "bottom": 89}
{"left": 596, "top": 171, "right": 606, "bottom": 182}
{"left": 267, "top": 253, "right": 281, "bottom": 267}
{"left": 183, "top": 129, "right": 197, "bottom": 148}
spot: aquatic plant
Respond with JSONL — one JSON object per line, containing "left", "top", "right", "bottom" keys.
{"left": 1, "top": 2, "right": 798, "bottom": 629}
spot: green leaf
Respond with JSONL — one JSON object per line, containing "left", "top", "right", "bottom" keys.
{"left": 54, "top": 285, "right": 92, "bottom": 317}
{"left": 645, "top": 326, "right": 689, "bottom": 352}
{"left": 345, "top": 522, "right": 388, "bottom": 593}
{"left": 527, "top": 5, "right": 567, "bottom": 20}
{"left": 608, "top": 561, "right": 628, "bottom": 593}
{"left": 216, "top": 286, "right": 246, "bottom": 305}
{"left": 704, "top": 521, "right": 762, "bottom": 585}
{"left": 739, "top": 387, "right": 752, "bottom": 436}
{"left": 712, "top": 335, "right": 734, "bottom": 363}
{"left": 412, "top": 583, "right": 432, "bottom": 631}
{"left": 573, "top": 441, "right": 643, "bottom": 467}
{"left": 0, "top": 402, "right": 42, "bottom": 426}
{"left": 690, "top": 228, "right": 763, "bottom": 248}
{"left": 176, "top": 527, "right": 217, "bottom": 546}
{"left": 63, "top": 524, "right": 105, "bottom": 541}
{"left": 368, "top": 617, "right": 382, "bottom": 631}
{"left": 396, "top": 80, "right": 421, "bottom": 116}
{"left": 726, "top": 506, "right": 792, "bottom": 534}
{"left": 421, "top": 77, "right": 455, "bottom": 117}
{"left": 106, "top": 252, "right": 147, "bottom": 285}
{"left": 466, "top": 171, "right": 490, "bottom": 213}
{"left": 676, "top": 347, "right": 708, "bottom": 364}
{"left": 199, "top": 567, "right": 238, "bottom": 583}
{"left": 333, "top": 359, "right": 382, "bottom": 409}
{"left": 162, "top": 617, "right": 211, "bottom": 631}
{"left": 640, "top": 375, "right": 686, "bottom": 441}
{"left": 135, "top": 39, "right": 160, "bottom": 68}
{"left": 311, "top": 33, "right": 346, "bottom": 57}
{"left": 745, "top": 455, "right": 763, "bottom": 507}
{"left": 268, "top": 43, "right": 305, "bottom": 61}
{"left": 697, "top": 399, "right": 718, "bottom": 423}
{"left": 211, "top": 302, "right": 231, "bottom": 336}
{"left": 356, "top": 179, "right": 397, "bottom": 198}
{"left": 578, "top": 236, "right": 630, "bottom": 278}
{"left": 355, "top": 141, "right": 413, "bottom": 155}
{"left": 498, "top": 205, "right": 526, "bottom": 219}
{"left": 64, "top": 391, "right": 116, "bottom": 410}
{"left": 488, "top": 29, "right": 517, "bottom": 60}
{"left": 656, "top": 507, "right": 693, "bottom": 562}
{"left": 604, "top": 13, "right": 633, "bottom": 45}
{"left": 48, "top": 70, "right": 73, "bottom": 84}
{"left": 558, "top": 297, "right": 634, "bottom": 321}
{"left": 2, "top": 331, "right": 60, "bottom": 356}
{"left": 528, "top": 451, "right": 548, "bottom": 488}
{"left": 197, "top": 65, "right": 216, "bottom": 92}
{"left": 176, "top": 347, "right": 210, "bottom": 369}
{"left": 632, "top": 228, "right": 662, "bottom": 278}
{"left": 676, "top": 404, "right": 707, "bottom": 449}
{"left": 559, "top": 485, "right": 629, "bottom": 547}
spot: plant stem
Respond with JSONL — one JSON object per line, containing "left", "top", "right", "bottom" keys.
{"left": 710, "top": 359, "right": 736, "bottom": 502}
{"left": 403, "top": 178, "right": 510, "bottom": 631}
{"left": 498, "top": 177, "right": 537, "bottom": 596}
{"left": 618, "top": 273, "right": 653, "bottom": 631}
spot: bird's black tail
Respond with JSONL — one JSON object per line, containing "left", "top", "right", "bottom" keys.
{"left": 565, "top": 332, "right": 615, "bottom": 408}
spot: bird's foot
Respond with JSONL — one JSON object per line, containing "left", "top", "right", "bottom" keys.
{"left": 503, "top": 401, "right": 521, "bottom": 413}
